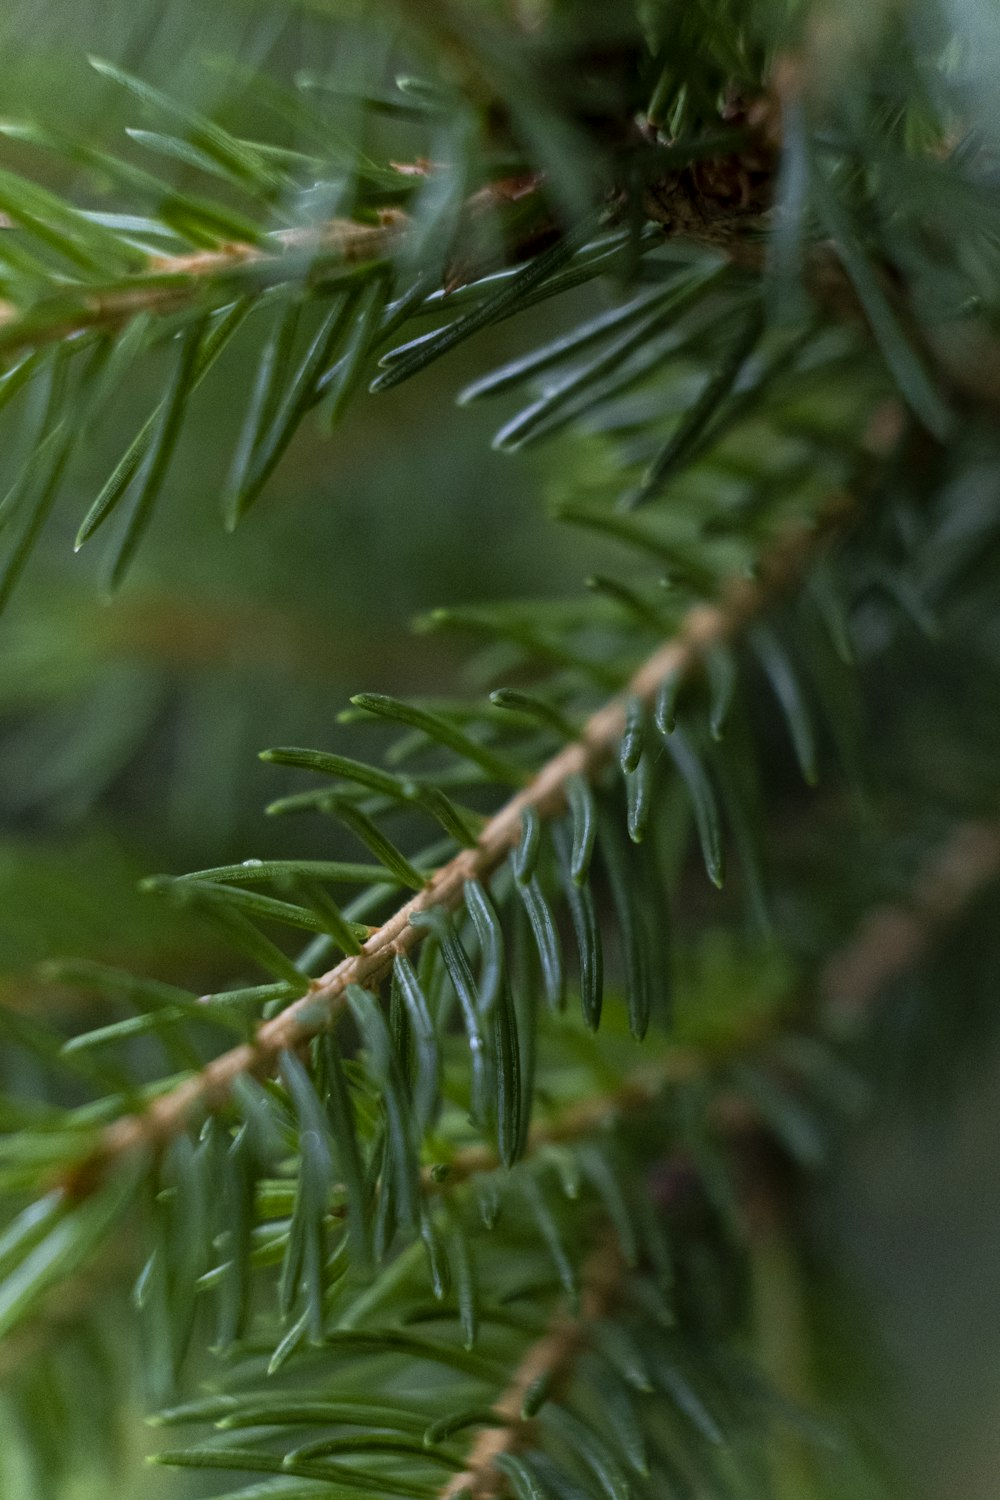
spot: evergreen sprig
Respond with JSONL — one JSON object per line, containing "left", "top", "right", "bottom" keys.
{"left": 2, "top": 3, "right": 1000, "bottom": 1497}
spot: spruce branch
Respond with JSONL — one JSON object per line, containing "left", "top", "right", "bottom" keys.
{"left": 440, "top": 812, "right": 1000, "bottom": 1197}
{"left": 0, "top": 218, "right": 405, "bottom": 359}
{"left": 821, "top": 820, "right": 1000, "bottom": 1035}
{"left": 74, "top": 465, "right": 883, "bottom": 1193}
{"left": 439, "top": 1243, "right": 624, "bottom": 1500}
{"left": 432, "top": 809, "right": 1000, "bottom": 1500}
{"left": 13, "top": 807, "right": 996, "bottom": 1439}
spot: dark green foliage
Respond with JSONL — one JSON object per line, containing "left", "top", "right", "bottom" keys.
{"left": 0, "top": 2, "right": 999, "bottom": 1498}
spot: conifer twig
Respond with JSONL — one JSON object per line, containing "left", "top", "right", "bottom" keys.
{"left": 439, "top": 1242, "right": 625, "bottom": 1500}
{"left": 74, "top": 492, "right": 861, "bottom": 1193}
{"left": 820, "top": 819, "right": 1000, "bottom": 1033}
{"left": 0, "top": 219, "right": 406, "bottom": 356}
{"left": 437, "top": 808, "right": 1000, "bottom": 1499}
{"left": 19, "top": 793, "right": 997, "bottom": 1401}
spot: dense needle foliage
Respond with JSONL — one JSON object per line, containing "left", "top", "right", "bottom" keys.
{"left": 1, "top": 2, "right": 1000, "bottom": 1497}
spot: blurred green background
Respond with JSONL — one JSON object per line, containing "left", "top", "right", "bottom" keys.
{"left": 0, "top": 3, "right": 998, "bottom": 1497}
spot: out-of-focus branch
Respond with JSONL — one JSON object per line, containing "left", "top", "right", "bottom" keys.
{"left": 820, "top": 820, "right": 1000, "bottom": 1034}
{"left": 439, "top": 1242, "right": 624, "bottom": 1500}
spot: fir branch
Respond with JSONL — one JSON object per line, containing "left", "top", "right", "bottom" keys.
{"left": 430, "top": 1057, "right": 703, "bottom": 1191}
{"left": 11, "top": 806, "right": 994, "bottom": 1442}
{"left": 439, "top": 1243, "right": 624, "bottom": 1500}
{"left": 821, "top": 819, "right": 1000, "bottom": 1034}
{"left": 440, "top": 806, "right": 1000, "bottom": 1197}
{"left": 74, "top": 488, "right": 861, "bottom": 1193}
{"left": 0, "top": 218, "right": 405, "bottom": 358}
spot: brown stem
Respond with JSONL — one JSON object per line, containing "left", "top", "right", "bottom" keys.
{"left": 440, "top": 1242, "right": 624, "bottom": 1500}
{"left": 820, "top": 819, "right": 1000, "bottom": 1034}
{"left": 0, "top": 219, "right": 406, "bottom": 358}
{"left": 439, "top": 813, "right": 1000, "bottom": 1192}
{"left": 68, "top": 494, "right": 852, "bottom": 1198}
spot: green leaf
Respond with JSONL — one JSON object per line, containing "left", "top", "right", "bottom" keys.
{"left": 705, "top": 645, "right": 738, "bottom": 741}
{"left": 183, "top": 858, "right": 395, "bottom": 887}
{"left": 585, "top": 1370, "right": 649, "bottom": 1475}
{"left": 221, "top": 299, "right": 303, "bottom": 525}
{"left": 0, "top": 163, "right": 141, "bottom": 275}
{"left": 590, "top": 1321, "right": 653, "bottom": 1393}
{"left": 729, "top": 1061, "right": 828, "bottom": 1168}
{"left": 371, "top": 216, "right": 599, "bottom": 391}
{"left": 751, "top": 624, "right": 819, "bottom": 785}
{"left": 317, "top": 1030, "right": 371, "bottom": 1263}
{"left": 654, "top": 668, "right": 683, "bottom": 736}
{"left": 391, "top": 954, "right": 441, "bottom": 1133}
{"left": 150, "top": 879, "right": 309, "bottom": 987}
{"left": 283, "top": 1432, "right": 461, "bottom": 1467}
{"left": 513, "top": 806, "right": 543, "bottom": 883}
{"left": 319, "top": 799, "right": 427, "bottom": 892}
{"left": 598, "top": 809, "right": 652, "bottom": 1041}
{"left": 226, "top": 289, "right": 363, "bottom": 527}
{"left": 457, "top": 284, "right": 688, "bottom": 404}
{"left": 811, "top": 158, "right": 950, "bottom": 437}
{"left": 61, "top": 1008, "right": 229, "bottom": 1055}
{"left": 623, "top": 300, "right": 764, "bottom": 508}
{"left": 625, "top": 753, "right": 653, "bottom": 844}
{"left": 553, "top": 825, "right": 603, "bottom": 1032}
{"left": 0, "top": 423, "right": 74, "bottom": 612}
{"left": 0, "top": 1192, "right": 64, "bottom": 1280}
{"left": 104, "top": 318, "right": 206, "bottom": 592}
{"left": 554, "top": 505, "right": 717, "bottom": 593}
{"left": 350, "top": 693, "right": 525, "bottom": 786}
{"left": 148, "top": 875, "right": 358, "bottom": 940}
{"left": 586, "top": 574, "right": 666, "bottom": 635}
{"left": 578, "top": 1147, "right": 637, "bottom": 1267}
{"left": 165, "top": 1485, "right": 348, "bottom": 1500}
{"left": 319, "top": 272, "right": 390, "bottom": 426}
{"left": 403, "top": 780, "right": 480, "bottom": 848}
{"left": 90, "top": 57, "right": 282, "bottom": 192}
{"left": 280, "top": 874, "right": 365, "bottom": 955}
{"left": 0, "top": 1172, "right": 138, "bottom": 1341}
{"left": 490, "top": 687, "right": 578, "bottom": 741}
{"left": 544, "top": 1405, "right": 631, "bottom": 1500}
{"left": 649, "top": 1342, "right": 724, "bottom": 1445}
{"left": 150, "top": 1447, "right": 438, "bottom": 1496}
{"left": 489, "top": 295, "right": 695, "bottom": 453}
{"left": 515, "top": 874, "right": 565, "bottom": 1014}
{"left": 425, "top": 1408, "right": 507, "bottom": 1444}
{"left": 346, "top": 985, "right": 418, "bottom": 1231}
{"left": 450, "top": 1221, "right": 479, "bottom": 1349}
{"left": 261, "top": 745, "right": 407, "bottom": 797}
{"left": 807, "top": 558, "right": 855, "bottom": 666}
{"left": 418, "top": 1208, "right": 451, "bottom": 1300}
{"left": 521, "top": 1174, "right": 576, "bottom": 1307}
{"left": 463, "top": 878, "right": 505, "bottom": 1016}
{"left": 215, "top": 1126, "right": 257, "bottom": 1350}
{"left": 74, "top": 298, "right": 252, "bottom": 549}
{"left": 492, "top": 973, "right": 523, "bottom": 1169}
{"left": 564, "top": 775, "right": 597, "bottom": 885}
{"left": 214, "top": 1399, "right": 426, "bottom": 1432}
{"left": 264, "top": 747, "right": 476, "bottom": 847}
{"left": 619, "top": 697, "right": 646, "bottom": 775}
{"left": 277, "top": 1050, "right": 336, "bottom": 1330}
{"left": 495, "top": 1453, "right": 549, "bottom": 1500}
{"left": 661, "top": 724, "right": 725, "bottom": 889}
{"left": 409, "top": 908, "right": 489, "bottom": 1126}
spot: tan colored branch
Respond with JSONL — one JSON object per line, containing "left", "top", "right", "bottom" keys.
{"left": 440, "top": 1242, "right": 624, "bottom": 1500}
{"left": 438, "top": 806, "right": 1000, "bottom": 1500}
{"left": 820, "top": 819, "right": 1000, "bottom": 1033}
{"left": 439, "top": 815, "right": 1000, "bottom": 1196}
{"left": 0, "top": 218, "right": 406, "bottom": 358}
{"left": 67, "top": 492, "right": 857, "bottom": 1195}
